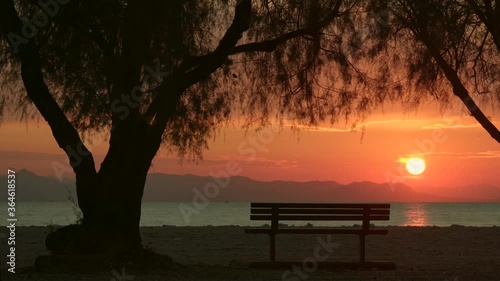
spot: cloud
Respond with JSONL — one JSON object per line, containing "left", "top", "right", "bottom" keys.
{"left": 408, "top": 151, "right": 500, "bottom": 159}
{"left": 297, "top": 126, "right": 354, "bottom": 133}
{"left": 421, "top": 116, "right": 500, "bottom": 130}
{"left": 206, "top": 155, "right": 300, "bottom": 169}
{"left": 289, "top": 114, "right": 499, "bottom": 132}
{"left": 291, "top": 119, "right": 422, "bottom": 133}
{"left": 422, "top": 123, "right": 481, "bottom": 130}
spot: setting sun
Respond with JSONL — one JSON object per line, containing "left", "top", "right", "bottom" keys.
{"left": 406, "top": 157, "right": 426, "bottom": 175}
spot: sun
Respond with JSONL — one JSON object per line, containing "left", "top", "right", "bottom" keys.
{"left": 406, "top": 157, "right": 426, "bottom": 175}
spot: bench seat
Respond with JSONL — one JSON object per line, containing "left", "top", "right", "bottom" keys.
{"left": 245, "top": 228, "right": 388, "bottom": 235}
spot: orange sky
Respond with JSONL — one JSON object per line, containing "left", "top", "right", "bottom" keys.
{"left": 1, "top": 100, "right": 499, "bottom": 189}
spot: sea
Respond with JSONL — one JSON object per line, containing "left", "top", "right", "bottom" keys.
{"left": 1, "top": 202, "right": 499, "bottom": 227}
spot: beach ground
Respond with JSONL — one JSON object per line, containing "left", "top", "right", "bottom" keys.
{"left": 1, "top": 225, "right": 499, "bottom": 281}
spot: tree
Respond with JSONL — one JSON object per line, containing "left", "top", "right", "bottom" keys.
{"left": 1, "top": 0, "right": 391, "bottom": 255}
{"left": 387, "top": 0, "right": 500, "bottom": 143}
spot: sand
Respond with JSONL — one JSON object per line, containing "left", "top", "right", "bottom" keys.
{"left": 1, "top": 225, "right": 500, "bottom": 280}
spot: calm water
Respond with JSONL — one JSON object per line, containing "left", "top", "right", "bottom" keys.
{"left": 0, "top": 202, "right": 499, "bottom": 227}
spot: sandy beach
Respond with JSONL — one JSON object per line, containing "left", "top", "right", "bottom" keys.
{"left": 1, "top": 225, "right": 500, "bottom": 281}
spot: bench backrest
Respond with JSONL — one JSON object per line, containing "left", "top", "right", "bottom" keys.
{"left": 250, "top": 203, "right": 391, "bottom": 231}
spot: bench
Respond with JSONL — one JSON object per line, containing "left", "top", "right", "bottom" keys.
{"left": 244, "top": 202, "right": 391, "bottom": 264}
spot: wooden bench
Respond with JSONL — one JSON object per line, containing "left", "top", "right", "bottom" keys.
{"left": 245, "top": 202, "right": 391, "bottom": 264}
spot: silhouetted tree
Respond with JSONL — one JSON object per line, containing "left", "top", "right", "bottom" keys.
{"left": 0, "top": 0, "right": 393, "bottom": 255}
{"left": 387, "top": 0, "right": 500, "bottom": 143}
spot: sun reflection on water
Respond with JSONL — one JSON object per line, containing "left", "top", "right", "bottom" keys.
{"left": 404, "top": 203, "right": 428, "bottom": 226}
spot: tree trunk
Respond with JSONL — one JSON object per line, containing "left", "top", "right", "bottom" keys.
{"left": 47, "top": 139, "right": 153, "bottom": 255}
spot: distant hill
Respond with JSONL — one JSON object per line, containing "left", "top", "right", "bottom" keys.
{"left": 143, "top": 174, "right": 482, "bottom": 202}
{"left": 1, "top": 169, "right": 499, "bottom": 202}
{"left": 1, "top": 169, "right": 76, "bottom": 201}
{"left": 416, "top": 184, "right": 500, "bottom": 202}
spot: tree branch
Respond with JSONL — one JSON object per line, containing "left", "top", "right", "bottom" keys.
{"left": 421, "top": 32, "right": 500, "bottom": 144}
{"left": 180, "top": 0, "right": 253, "bottom": 89}
{"left": 466, "top": 0, "right": 500, "bottom": 52}
{"left": 229, "top": 0, "right": 343, "bottom": 55}
{"left": 144, "top": 0, "right": 253, "bottom": 145}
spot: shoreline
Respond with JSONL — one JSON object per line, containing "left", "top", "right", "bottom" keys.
{"left": 1, "top": 225, "right": 500, "bottom": 280}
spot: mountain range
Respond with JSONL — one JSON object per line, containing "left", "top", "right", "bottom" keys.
{"left": 1, "top": 169, "right": 499, "bottom": 202}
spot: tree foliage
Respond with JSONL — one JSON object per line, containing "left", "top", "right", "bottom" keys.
{"left": 0, "top": 0, "right": 401, "bottom": 160}
{"left": 387, "top": 0, "right": 500, "bottom": 142}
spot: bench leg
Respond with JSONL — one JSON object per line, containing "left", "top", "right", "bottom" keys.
{"left": 269, "top": 234, "right": 276, "bottom": 262}
{"left": 359, "top": 235, "right": 366, "bottom": 263}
